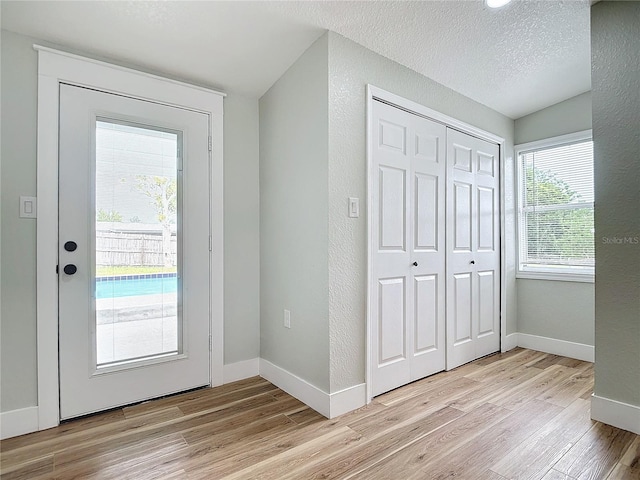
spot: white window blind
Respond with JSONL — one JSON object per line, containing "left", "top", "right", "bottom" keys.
{"left": 518, "top": 137, "right": 594, "bottom": 277}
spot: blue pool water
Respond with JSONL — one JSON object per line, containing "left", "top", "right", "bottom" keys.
{"left": 96, "top": 274, "right": 177, "bottom": 299}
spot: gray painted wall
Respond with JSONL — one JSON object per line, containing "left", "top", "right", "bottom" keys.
{"left": 0, "top": 29, "right": 261, "bottom": 413}
{"left": 514, "top": 92, "right": 594, "bottom": 346}
{"left": 517, "top": 281, "right": 594, "bottom": 346}
{"left": 1, "top": 30, "right": 39, "bottom": 412}
{"left": 591, "top": 2, "right": 640, "bottom": 407}
{"left": 224, "top": 94, "right": 261, "bottom": 365}
{"left": 326, "top": 33, "right": 516, "bottom": 392}
{"left": 514, "top": 92, "right": 592, "bottom": 145}
{"left": 259, "top": 35, "right": 330, "bottom": 392}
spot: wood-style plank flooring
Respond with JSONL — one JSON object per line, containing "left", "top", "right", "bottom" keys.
{"left": 1, "top": 348, "right": 638, "bottom": 479}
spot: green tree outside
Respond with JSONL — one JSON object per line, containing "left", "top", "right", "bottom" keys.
{"left": 136, "top": 175, "right": 177, "bottom": 267}
{"left": 96, "top": 208, "right": 123, "bottom": 222}
{"left": 525, "top": 167, "right": 594, "bottom": 265}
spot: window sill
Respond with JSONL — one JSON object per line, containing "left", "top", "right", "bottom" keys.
{"left": 517, "top": 270, "right": 594, "bottom": 283}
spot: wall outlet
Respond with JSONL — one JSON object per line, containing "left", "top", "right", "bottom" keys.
{"left": 283, "top": 309, "right": 291, "bottom": 329}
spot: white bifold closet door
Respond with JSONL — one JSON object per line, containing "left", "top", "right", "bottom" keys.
{"left": 370, "top": 99, "right": 500, "bottom": 397}
{"left": 370, "top": 101, "right": 447, "bottom": 397}
{"left": 446, "top": 128, "right": 500, "bottom": 370}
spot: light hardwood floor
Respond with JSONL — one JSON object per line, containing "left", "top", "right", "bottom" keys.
{"left": 1, "top": 348, "right": 638, "bottom": 479}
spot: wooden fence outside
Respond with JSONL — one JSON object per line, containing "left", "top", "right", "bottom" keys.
{"left": 96, "top": 231, "right": 177, "bottom": 266}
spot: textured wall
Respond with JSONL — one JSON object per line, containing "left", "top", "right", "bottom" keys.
{"left": 327, "top": 32, "right": 515, "bottom": 393}
{"left": 259, "top": 35, "right": 330, "bottom": 392}
{"left": 0, "top": 30, "right": 262, "bottom": 413}
{"left": 591, "top": 2, "right": 640, "bottom": 406}
{"left": 1, "top": 30, "right": 39, "bottom": 412}
{"left": 514, "top": 92, "right": 594, "bottom": 346}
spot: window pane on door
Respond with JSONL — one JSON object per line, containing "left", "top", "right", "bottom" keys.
{"left": 95, "top": 120, "right": 181, "bottom": 367}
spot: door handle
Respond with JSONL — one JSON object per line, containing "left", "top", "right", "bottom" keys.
{"left": 64, "top": 241, "right": 78, "bottom": 252}
{"left": 412, "top": 261, "right": 418, "bottom": 267}
{"left": 470, "top": 260, "right": 475, "bottom": 265}
{"left": 63, "top": 264, "right": 77, "bottom": 275}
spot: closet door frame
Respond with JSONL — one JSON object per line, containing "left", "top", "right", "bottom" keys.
{"left": 366, "top": 85, "right": 507, "bottom": 403}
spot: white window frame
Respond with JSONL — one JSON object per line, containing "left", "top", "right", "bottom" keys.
{"left": 515, "top": 130, "right": 594, "bottom": 283}
{"left": 35, "top": 45, "right": 225, "bottom": 431}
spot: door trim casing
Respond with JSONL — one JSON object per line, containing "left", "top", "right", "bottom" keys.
{"left": 35, "top": 45, "right": 225, "bottom": 430}
{"left": 365, "top": 85, "right": 507, "bottom": 403}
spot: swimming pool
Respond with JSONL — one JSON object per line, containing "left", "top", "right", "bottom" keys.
{"left": 96, "top": 274, "right": 177, "bottom": 299}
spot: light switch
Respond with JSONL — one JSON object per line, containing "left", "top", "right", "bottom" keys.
{"left": 348, "top": 197, "right": 360, "bottom": 218}
{"left": 20, "top": 196, "right": 37, "bottom": 218}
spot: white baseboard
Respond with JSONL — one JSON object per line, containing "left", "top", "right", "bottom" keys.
{"left": 259, "top": 359, "right": 330, "bottom": 417}
{"left": 502, "top": 333, "right": 519, "bottom": 352}
{"left": 516, "top": 333, "right": 594, "bottom": 362}
{"left": 1, "top": 406, "right": 39, "bottom": 440}
{"left": 329, "top": 383, "right": 366, "bottom": 418}
{"left": 591, "top": 394, "right": 640, "bottom": 435}
{"left": 223, "top": 358, "right": 260, "bottom": 384}
{"left": 258, "top": 359, "right": 366, "bottom": 419}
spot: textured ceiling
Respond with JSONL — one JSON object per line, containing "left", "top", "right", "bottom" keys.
{"left": 1, "top": 1, "right": 592, "bottom": 119}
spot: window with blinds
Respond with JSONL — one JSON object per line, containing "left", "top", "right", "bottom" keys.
{"left": 516, "top": 132, "right": 594, "bottom": 280}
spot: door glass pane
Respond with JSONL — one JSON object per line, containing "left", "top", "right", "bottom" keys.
{"left": 95, "top": 120, "right": 181, "bottom": 367}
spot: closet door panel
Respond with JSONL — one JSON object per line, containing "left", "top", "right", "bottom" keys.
{"left": 371, "top": 101, "right": 412, "bottom": 396}
{"left": 446, "top": 128, "right": 500, "bottom": 369}
{"left": 478, "top": 270, "right": 497, "bottom": 337}
{"left": 414, "top": 274, "right": 439, "bottom": 353}
{"left": 378, "top": 277, "right": 406, "bottom": 364}
{"left": 453, "top": 181, "right": 473, "bottom": 252}
{"left": 408, "top": 113, "right": 446, "bottom": 381}
{"left": 379, "top": 166, "right": 407, "bottom": 250}
{"left": 371, "top": 100, "right": 446, "bottom": 395}
{"left": 452, "top": 272, "right": 473, "bottom": 345}
{"left": 414, "top": 173, "right": 438, "bottom": 251}
{"left": 474, "top": 141, "right": 501, "bottom": 358}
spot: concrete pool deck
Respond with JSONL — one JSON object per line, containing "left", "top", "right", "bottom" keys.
{"left": 96, "top": 292, "right": 178, "bottom": 324}
{"left": 96, "top": 293, "right": 178, "bottom": 364}
{"left": 97, "top": 316, "right": 178, "bottom": 365}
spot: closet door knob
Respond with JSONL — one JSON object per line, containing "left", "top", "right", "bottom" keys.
{"left": 470, "top": 260, "right": 475, "bottom": 265}
{"left": 412, "top": 261, "right": 418, "bottom": 267}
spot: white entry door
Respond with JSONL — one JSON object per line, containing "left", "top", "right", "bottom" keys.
{"left": 58, "top": 84, "right": 211, "bottom": 419}
{"left": 446, "top": 128, "right": 501, "bottom": 370}
{"left": 370, "top": 100, "right": 447, "bottom": 397}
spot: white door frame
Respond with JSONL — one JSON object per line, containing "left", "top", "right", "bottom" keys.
{"left": 35, "top": 45, "right": 225, "bottom": 430}
{"left": 366, "top": 85, "right": 507, "bottom": 403}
